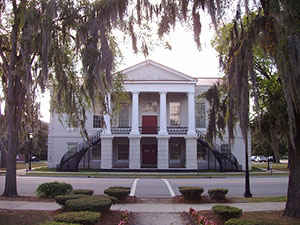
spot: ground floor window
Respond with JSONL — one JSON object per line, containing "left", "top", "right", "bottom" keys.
{"left": 91, "top": 143, "right": 101, "bottom": 160}
{"left": 169, "top": 142, "right": 181, "bottom": 160}
{"left": 197, "top": 144, "right": 207, "bottom": 160}
{"left": 221, "top": 144, "right": 231, "bottom": 154}
{"left": 117, "top": 144, "right": 129, "bottom": 160}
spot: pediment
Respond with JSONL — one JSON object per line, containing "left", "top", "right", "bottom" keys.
{"left": 121, "top": 60, "right": 195, "bottom": 82}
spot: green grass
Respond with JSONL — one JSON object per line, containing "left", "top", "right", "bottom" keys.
{"left": 231, "top": 196, "right": 287, "bottom": 203}
{"left": 0, "top": 161, "right": 48, "bottom": 171}
{"left": 25, "top": 168, "right": 289, "bottom": 178}
{"left": 253, "top": 162, "right": 289, "bottom": 171}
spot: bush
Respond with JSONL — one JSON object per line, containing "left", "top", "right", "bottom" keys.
{"left": 64, "top": 195, "right": 112, "bottom": 212}
{"left": 72, "top": 189, "right": 94, "bottom": 196}
{"left": 208, "top": 188, "right": 228, "bottom": 200}
{"left": 104, "top": 186, "right": 130, "bottom": 200}
{"left": 105, "top": 195, "right": 119, "bottom": 204}
{"left": 36, "top": 182, "right": 73, "bottom": 198}
{"left": 55, "top": 194, "right": 88, "bottom": 206}
{"left": 212, "top": 205, "right": 242, "bottom": 221}
{"left": 54, "top": 211, "right": 100, "bottom": 225}
{"left": 225, "top": 218, "right": 275, "bottom": 225}
{"left": 40, "top": 221, "right": 81, "bottom": 225}
{"left": 178, "top": 186, "right": 204, "bottom": 200}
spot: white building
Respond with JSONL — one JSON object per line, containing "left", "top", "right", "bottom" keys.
{"left": 48, "top": 60, "right": 250, "bottom": 171}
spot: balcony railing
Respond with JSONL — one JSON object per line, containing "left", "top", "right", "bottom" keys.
{"left": 167, "top": 126, "right": 188, "bottom": 135}
{"left": 139, "top": 126, "right": 159, "bottom": 134}
{"left": 111, "top": 127, "right": 131, "bottom": 134}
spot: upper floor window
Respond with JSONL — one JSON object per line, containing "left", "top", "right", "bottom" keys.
{"left": 169, "top": 102, "right": 181, "bottom": 126}
{"left": 119, "top": 104, "right": 129, "bottom": 127}
{"left": 93, "top": 115, "right": 104, "bottom": 128}
{"left": 196, "top": 102, "right": 206, "bottom": 128}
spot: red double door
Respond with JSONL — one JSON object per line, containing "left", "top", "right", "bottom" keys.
{"left": 141, "top": 116, "right": 157, "bottom": 166}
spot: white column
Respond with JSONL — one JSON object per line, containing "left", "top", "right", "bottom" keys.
{"left": 157, "top": 136, "right": 169, "bottom": 169}
{"left": 101, "top": 136, "right": 113, "bottom": 169}
{"left": 103, "top": 93, "right": 111, "bottom": 135}
{"left": 185, "top": 137, "right": 197, "bottom": 169}
{"left": 129, "top": 136, "right": 141, "bottom": 169}
{"left": 130, "top": 92, "right": 140, "bottom": 135}
{"left": 159, "top": 91, "right": 168, "bottom": 135}
{"left": 187, "top": 92, "right": 196, "bottom": 136}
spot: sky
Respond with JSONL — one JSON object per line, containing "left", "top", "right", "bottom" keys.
{"left": 40, "top": 20, "right": 222, "bottom": 123}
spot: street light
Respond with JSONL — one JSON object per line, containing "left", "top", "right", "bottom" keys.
{"left": 28, "top": 132, "right": 33, "bottom": 171}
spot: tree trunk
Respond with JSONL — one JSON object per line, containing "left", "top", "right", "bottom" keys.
{"left": 284, "top": 113, "right": 300, "bottom": 217}
{"left": 270, "top": 129, "right": 281, "bottom": 163}
{"left": 2, "top": 78, "right": 19, "bottom": 197}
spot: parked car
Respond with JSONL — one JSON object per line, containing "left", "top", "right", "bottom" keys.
{"left": 255, "top": 156, "right": 267, "bottom": 162}
{"left": 251, "top": 156, "right": 258, "bottom": 162}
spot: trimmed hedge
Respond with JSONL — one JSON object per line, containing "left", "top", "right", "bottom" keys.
{"left": 64, "top": 195, "right": 112, "bottom": 212}
{"left": 72, "top": 189, "right": 94, "bottom": 196}
{"left": 208, "top": 188, "right": 228, "bottom": 200}
{"left": 36, "top": 182, "right": 73, "bottom": 198}
{"left": 178, "top": 186, "right": 204, "bottom": 200}
{"left": 104, "top": 186, "right": 130, "bottom": 200}
{"left": 55, "top": 194, "right": 88, "bottom": 206}
{"left": 40, "top": 222, "right": 81, "bottom": 225}
{"left": 225, "top": 218, "right": 275, "bottom": 225}
{"left": 105, "top": 195, "right": 119, "bottom": 204}
{"left": 212, "top": 205, "right": 242, "bottom": 221}
{"left": 54, "top": 211, "right": 100, "bottom": 225}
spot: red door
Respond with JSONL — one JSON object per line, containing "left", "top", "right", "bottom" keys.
{"left": 142, "top": 116, "right": 157, "bottom": 134}
{"left": 142, "top": 144, "right": 157, "bottom": 165}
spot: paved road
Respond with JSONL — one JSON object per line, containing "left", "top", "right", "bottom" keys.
{"left": 0, "top": 175, "right": 288, "bottom": 198}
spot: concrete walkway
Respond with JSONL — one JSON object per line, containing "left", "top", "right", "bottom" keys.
{"left": 0, "top": 200, "right": 285, "bottom": 212}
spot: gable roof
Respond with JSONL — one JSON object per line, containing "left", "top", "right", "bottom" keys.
{"left": 120, "top": 60, "right": 196, "bottom": 82}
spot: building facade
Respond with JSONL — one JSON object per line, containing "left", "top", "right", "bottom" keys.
{"left": 48, "top": 60, "right": 250, "bottom": 170}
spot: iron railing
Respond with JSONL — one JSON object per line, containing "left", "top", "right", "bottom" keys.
{"left": 167, "top": 126, "right": 188, "bottom": 135}
{"left": 111, "top": 127, "right": 131, "bottom": 134}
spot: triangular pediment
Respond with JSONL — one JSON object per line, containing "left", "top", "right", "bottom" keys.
{"left": 120, "top": 60, "right": 195, "bottom": 82}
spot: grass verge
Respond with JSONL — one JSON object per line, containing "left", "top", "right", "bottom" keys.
{"left": 231, "top": 196, "right": 287, "bottom": 203}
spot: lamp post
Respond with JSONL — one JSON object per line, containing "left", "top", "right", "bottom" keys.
{"left": 28, "top": 132, "right": 33, "bottom": 171}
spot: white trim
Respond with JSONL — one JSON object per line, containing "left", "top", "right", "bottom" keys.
{"left": 162, "top": 179, "right": 175, "bottom": 197}
{"left": 120, "top": 60, "right": 197, "bottom": 82}
{"left": 130, "top": 178, "right": 139, "bottom": 197}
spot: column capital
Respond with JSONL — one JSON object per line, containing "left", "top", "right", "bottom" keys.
{"left": 159, "top": 91, "right": 167, "bottom": 95}
{"left": 131, "top": 91, "right": 140, "bottom": 95}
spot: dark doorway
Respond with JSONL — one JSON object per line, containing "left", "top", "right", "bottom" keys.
{"left": 142, "top": 115, "right": 157, "bottom": 134}
{"left": 141, "top": 137, "right": 157, "bottom": 168}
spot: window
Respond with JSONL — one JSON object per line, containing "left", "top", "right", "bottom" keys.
{"left": 67, "top": 143, "right": 78, "bottom": 152}
{"left": 119, "top": 104, "right": 129, "bottom": 127}
{"left": 197, "top": 144, "right": 207, "bottom": 160}
{"left": 169, "top": 142, "right": 182, "bottom": 160}
{"left": 117, "top": 144, "right": 129, "bottom": 160}
{"left": 93, "top": 115, "right": 104, "bottom": 128}
{"left": 91, "top": 143, "right": 101, "bottom": 160}
{"left": 196, "top": 102, "right": 206, "bottom": 128}
{"left": 221, "top": 144, "right": 231, "bottom": 154}
{"left": 169, "top": 102, "right": 181, "bottom": 126}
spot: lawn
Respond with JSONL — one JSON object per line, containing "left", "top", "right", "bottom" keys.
{"left": 0, "top": 161, "right": 48, "bottom": 171}
{"left": 252, "top": 162, "right": 289, "bottom": 171}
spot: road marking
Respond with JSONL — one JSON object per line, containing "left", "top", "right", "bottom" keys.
{"left": 162, "top": 179, "right": 175, "bottom": 197}
{"left": 130, "top": 178, "right": 139, "bottom": 196}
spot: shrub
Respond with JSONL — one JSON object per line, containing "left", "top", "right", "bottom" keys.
{"left": 40, "top": 222, "right": 81, "bottom": 225}
{"left": 178, "top": 186, "right": 204, "bottom": 200}
{"left": 54, "top": 211, "right": 100, "bottom": 225}
{"left": 212, "top": 205, "right": 242, "bottom": 221}
{"left": 208, "top": 189, "right": 228, "bottom": 200}
{"left": 225, "top": 218, "right": 275, "bottom": 225}
{"left": 104, "top": 186, "right": 130, "bottom": 200}
{"left": 64, "top": 195, "right": 112, "bottom": 212}
{"left": 105, "top": 195, "right": 119, "bottom": 204}
{"left": 72, "top": 189, "right": 94, "bottom": 196}
{"left": 36, "top": 182, "right": 73, "bottom": 198}
{"left": 55, "top": 194, "right": 88, "bottom": 206}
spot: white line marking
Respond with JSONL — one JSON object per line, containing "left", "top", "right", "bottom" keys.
{"left": 130, "top": 178, "right": 139, "bottom": 197}
{"left": 162, "top": 178, "right": 175, "bottom": 197}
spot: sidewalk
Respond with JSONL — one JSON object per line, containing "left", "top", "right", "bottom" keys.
{"left": 0, "top": 200, "right": 285, "bottom": 212}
